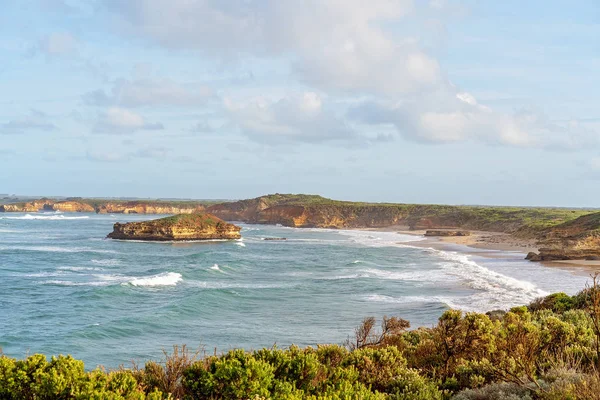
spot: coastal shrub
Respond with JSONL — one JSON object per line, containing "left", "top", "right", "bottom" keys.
{"left": 528, "top": 292, "right": 575, "bottom": 313}
{"left": 10, "top": 287, "right": 600, "bottom": 399}
{"left": 139, "top": 345, "right": 198, "bottom": 398}
{"left": 342, "top": 346, "right": 407, "bottom": 392}
{"left": 182, "top": 349, "right": 275, "bottom": 399}
{"left": 0, "top": 354, "right": 157, "bottom": 399}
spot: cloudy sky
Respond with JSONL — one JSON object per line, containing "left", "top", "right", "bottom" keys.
{"left": 1, "top": 0, "right": 599, "bottom": 206}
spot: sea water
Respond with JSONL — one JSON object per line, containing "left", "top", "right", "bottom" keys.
{"left": 0, "top": 213, "right": 591, "bottom": 367}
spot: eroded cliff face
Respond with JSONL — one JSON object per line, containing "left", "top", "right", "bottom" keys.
{"left": 51, "top": 201, "right": 95, "bottom": 212}
{"left": 96, "top": 202, "right": 204, "bottom": 215}
{"left": 107, "top": 213, "right": 241, "bottom": 241}
{"left": 526, "top": 213, "right": 600, "bottom": 261}
{"left": 0, "top": 200, "right": 93, "bottom": 213}
{"left": 206, "top": 202, "right": 410, "bottom": 229}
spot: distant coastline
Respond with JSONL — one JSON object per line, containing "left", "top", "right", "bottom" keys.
{"left": 4, "top": 193, "right": 600, "bottom": 264}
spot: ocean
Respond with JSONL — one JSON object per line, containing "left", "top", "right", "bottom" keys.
{"left": 0, "top": 212, "right": 590, "bottom": 367}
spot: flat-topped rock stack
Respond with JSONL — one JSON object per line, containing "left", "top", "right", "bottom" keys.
{"left": 107, "top": 213, "right": 241, "bottom": 241}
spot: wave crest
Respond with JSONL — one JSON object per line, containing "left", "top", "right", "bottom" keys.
{"left": 127, "top": 272, "right": 182, "bottom": 287}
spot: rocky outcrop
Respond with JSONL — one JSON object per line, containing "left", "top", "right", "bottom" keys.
{"left": 424, "top": 230, "right": 471, "bottom": 237}
{"left": 525, "top": 213, "right": 600, "bottom": 261}
{"left": 107, "top": 213, "right": 241, "bottom": 241}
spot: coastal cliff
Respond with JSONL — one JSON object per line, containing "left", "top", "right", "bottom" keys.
{"left": 107, "top": 213, "right": 241, "bottom": 241}
{"left": 205, "top": 194, "right": 588, "bottom": 236}
{"left": 0, "top": 199, "right": 94, "bottom": 213}
{"left": 4, "top": 193, "right": 599, "bottom": 260}
{"left": 0, "top": 199, "right": 205, "bottom": 214}
{"left": 525, "top": 212, "right": 600, "bottom": 261}
{"left": 96, "top": 201, "right": 204, "bottom": 214}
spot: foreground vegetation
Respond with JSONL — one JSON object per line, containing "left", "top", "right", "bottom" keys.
{"left": 5, "top": 281, "right": 600, "bottom": 399}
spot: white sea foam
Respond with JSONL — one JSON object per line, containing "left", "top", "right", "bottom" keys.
{"left": 190, "top": 281, "right": 289, "bottom": 289}
{"left": 235, "top": 241, "right": 246, "bottom": 247}
{"left": 90, "top": 259, "right": 120, "bottom": 266}
{"left": 24, "top": 271, "right": 68, "bottom": 277}
{"left": 364, "top": 294, "right": 461, "bottom": 309}
{"left": 334, "top": 229, "right": 425, "bottom": 247}
{"left": 58, "top": 266, "right": 104, "bottom": 272}
{"left": 425, "top": 249, "right": 548, "bottom": 310}
{"left": 41, "top": 280, "right": 110, "bottom": 287}
{"left": 209, "top": 264, "right": 221, "bottom": 271}
{"left": 127, "top": 272, "right": 182, "bottom": 287}
{"left": 0, "top": 245, "right": 117, "bottom": 254}
{"left": 0, "top": 214, "right": 90, "bottom": 220}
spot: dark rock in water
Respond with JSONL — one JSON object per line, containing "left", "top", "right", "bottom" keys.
{"left": 424, "top": 230, "right": 471, "bottom": 237}
{"left": 263, "top": 237, "right": 287, "bottom": 241}
{"left": 525, "top": 252, "right": 542, "bottom": 261}
{"left": 107, "top": 213, "right": 241, "bottom": 241}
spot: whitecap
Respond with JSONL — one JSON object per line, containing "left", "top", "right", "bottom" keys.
{"left": 126, "top": 272, "right": 182, "bottom": 287}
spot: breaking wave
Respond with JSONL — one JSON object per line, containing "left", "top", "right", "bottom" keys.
{"left": 127, "top": 272, "right": 183, "bottom": 287}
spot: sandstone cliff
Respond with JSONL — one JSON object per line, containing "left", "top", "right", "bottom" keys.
{"left": 96, "top": 201, "right": 204, "bottom": 215}
{"left": 107, "top": 213, "right": 241, "bottom": 241}
{"left": 0, "top": 199, "right": 94, "bottom": 213}
{"left": 525, "top": 213, "right": 600, "bottom": 261}
{"left": 51, "top": 201, "right": 95, "bottom": 212}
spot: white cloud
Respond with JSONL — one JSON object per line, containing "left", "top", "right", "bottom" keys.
{"left": 39, "top": 32, "right": 78, "bottom": 56}
{"left": 98, "top": 0, "right": 597, "bottom": 150}
{"left": 93, "top": 107, "right": 164, "bottom": 134}
{"left": 101, "top": 0, "right": 440, "bottom": 95}
{"left": 349, "top": 90, "right": 598, "bottom": 149}
{"left": 83, "top": 78, "right": 213, "bottom": 107}
{"left": 226, "top": 92, "right": 358, "bottom": 144}
{"left": 0, "top": 110, "right": 57, "bottom": 134}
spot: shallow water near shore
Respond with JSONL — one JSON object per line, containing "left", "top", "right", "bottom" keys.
{"left": 0, "top": 213, "right": 591, "bottom": 367}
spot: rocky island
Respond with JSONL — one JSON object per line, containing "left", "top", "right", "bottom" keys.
{"left": 107, "top": 213, "right": 241, "bottom": 241}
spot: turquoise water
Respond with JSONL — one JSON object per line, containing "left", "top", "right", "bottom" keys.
{"left": 0, "top": 212, "right": 590, "bottom": 367}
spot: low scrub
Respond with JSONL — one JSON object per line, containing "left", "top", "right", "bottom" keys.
{"left": 5, "top": 280, "right": 600, "bottom": 399}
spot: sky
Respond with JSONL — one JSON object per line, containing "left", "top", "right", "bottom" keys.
{"left": 1, "top": 0, "right": 599, "bottom": 206}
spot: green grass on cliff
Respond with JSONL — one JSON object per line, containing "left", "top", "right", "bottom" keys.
{"left": 145, "top": 213, "right": 223, "bottom": 228}
{"left": 247, "top": 194, "right": 593, "bottom": 236}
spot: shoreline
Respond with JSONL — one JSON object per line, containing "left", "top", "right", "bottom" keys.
{"left": 360, "top": 225, "right": 600, "bottom": 277}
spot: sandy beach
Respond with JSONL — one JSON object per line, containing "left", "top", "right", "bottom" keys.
{"left": 364, "top": 226, "right": 600, "bottom": 276}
